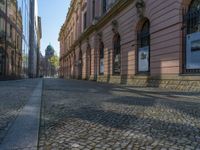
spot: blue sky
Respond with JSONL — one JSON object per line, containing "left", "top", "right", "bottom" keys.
{"left": 38, "top": 0, "right": 70, "bottom": 56}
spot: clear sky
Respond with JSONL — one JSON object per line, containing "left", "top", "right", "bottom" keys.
{"left": 38, "top": 0, "right": 70, "bottom": 56}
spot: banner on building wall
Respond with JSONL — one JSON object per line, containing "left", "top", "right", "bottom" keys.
{"left": 100, "top": 58, "right": 104, "bottom": 74}
{"left": 138, "top": 46, "right": 149, "bottom": 72}
{"left": 114, "top": 54, "right": 120, "bottom": 74}
{"left": 186, "top": 32, "right": 200, "bottom": 69}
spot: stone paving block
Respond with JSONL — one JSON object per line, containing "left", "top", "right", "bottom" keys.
{"left": 38, "top": 79, "right": 200, "bottom": 150}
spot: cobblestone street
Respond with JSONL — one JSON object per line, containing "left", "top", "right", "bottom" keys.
{"left": 39, "top": 79, "right": 200, "bottom": 150}
{"left": 0, "top": 79, "right": 41, "bottom": 144}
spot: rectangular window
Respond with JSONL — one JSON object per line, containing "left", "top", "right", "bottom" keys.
{"left": 92, "top": 0, "right": 95, "bottom": 19}
{"left": 10, "top": 24, "right": 12, "bottom": 38}
{"left": 84, "top": 12, "right": 87, "bottom": 30}
{"left": 102, "top": 0, "right": 107, "bottom": 14}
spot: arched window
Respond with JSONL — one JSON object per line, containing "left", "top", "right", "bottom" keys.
{"left": 113, "top": 33, "right": 121, "bottom": 74}
{"left": 184, "top": 0, "right": 200, "bottom": 73}
{"left": 139, "top": 20, "right": 150, "bottom": 48}
{"left": 187, "top": 0, "right": 200, "bottom": 34}
{"left": 92, "top": 0, "right": 96, "bottom": 19}
{"left": 137, "top": 20, "right": 150, "bottom": 73}
{"left": 99, "top": 41, "right": 104, "bottom": 74}
{"left": 102, "top": 0, "right": 107, "bottom": 14}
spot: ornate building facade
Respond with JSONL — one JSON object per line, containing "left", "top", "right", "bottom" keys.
{"left": 59, "top": 0, "right": 200, "bottom": 91}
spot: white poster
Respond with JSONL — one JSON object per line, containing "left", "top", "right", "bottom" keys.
{"left": 100, "top": 58, "right": 104, "bottom": 74}
{"left": 114, "top": 54, "right": 120, "bottom": 74}
{"left": 138, "top": 46, "right": 149, "bottom": 72}
{"left": 186, "top": 32, "right": 200, "bottom": 69}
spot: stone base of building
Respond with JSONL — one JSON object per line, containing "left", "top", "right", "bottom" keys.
{"left": 97, "top": 75, "right": 200, "bottom": 92}
{"left": 0, "top": 75, "right": 22, "bottom": 81}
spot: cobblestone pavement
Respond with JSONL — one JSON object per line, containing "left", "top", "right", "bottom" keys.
{"left": 39, "top": 79, "right": 200, "bottom": 150}
{"left": 0, "top": 79, "right": 41, "bottom": 144}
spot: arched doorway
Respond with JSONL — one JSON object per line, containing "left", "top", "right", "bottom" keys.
{"left": 137, "top": 19, "right": 150, "bottom": 73}
{"left": 183, "top": 0, "right": 200, "bottom": 73}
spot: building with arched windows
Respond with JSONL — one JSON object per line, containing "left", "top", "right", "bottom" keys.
{"left": 59, "top": 0, "right": 200, "bottom": 91}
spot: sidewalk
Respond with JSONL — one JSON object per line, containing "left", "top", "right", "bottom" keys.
{"left": 0, "top": 80, "right": 43, "bottom": 150}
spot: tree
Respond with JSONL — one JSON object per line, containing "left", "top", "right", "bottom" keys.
{"left": 48, "top": 55, "right": 59, "bottom": 76}
{"left": 48, "top": 55, "right": 59, "bottom": 69}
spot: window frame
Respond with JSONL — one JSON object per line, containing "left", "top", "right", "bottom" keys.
{"left": 137, "top": 19, "right": 150, "bottom": 74}
{"left": 113, "top": 33, "right": 121, "bottom": 75}
{"left": 182, "top": 0, "right": 200, "bottom": 74}
{"left": 99, "top": 41, "right": 104, "bottom": 75}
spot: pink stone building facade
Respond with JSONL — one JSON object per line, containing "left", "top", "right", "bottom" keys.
{"left": 59, "top": 0, "right": 200, "bottom": 91}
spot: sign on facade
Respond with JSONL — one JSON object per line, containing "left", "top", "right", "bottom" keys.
{"left": 186, "top": 32, "right": 200, "bottom": 69}
{"left": 138, "top": 46, "right": 149, "bottom": 72}
{"left": 100, "top": 58, "right": 104, "bottom": 74}
{"left": 114, "top": 54, "right": 120, "bottom": 74}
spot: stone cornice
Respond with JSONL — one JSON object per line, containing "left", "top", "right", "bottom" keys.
{"left": 59, "top": 0, "right": 79, "bottom": 41}
{"left": 60, "top": 0, "right": 134, "bottom": 60}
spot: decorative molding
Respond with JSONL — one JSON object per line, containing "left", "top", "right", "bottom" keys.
{"left": 111, "top": 20, "right": 119, "bottom": 33}
{"left": 60, "top": 0, "right": 133, "bottom": 60}
{"left": 135, "top": 0, "right": 145, "bottom": 18}
{"left": 97, "top": 32, "right": 102, "bottom": 40}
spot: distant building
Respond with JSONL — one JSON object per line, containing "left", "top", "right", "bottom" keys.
{"left": 28, "top": 0, "right": 42, "bottom": 78}
{"left": 39, "top": 52, "right": 45, "bottom": 77}
{"left": 59, "top": 0, "right": 200, "bottom": 91}
{"left": 44, "top": 44, "right": 56, "bottom": 77}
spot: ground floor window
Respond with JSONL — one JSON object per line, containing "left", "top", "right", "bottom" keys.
{"left": 183, "top": 0, "right": 200, "bottom": 73}
{"left": 137, "top": 19, "right": 150, "bottom": 73}
{"left": 113, "top": 33, "right": 121, "bottom": 75}
{"left": 99, "top": 41, "right": 104, "bottom": 75}
{"left": 78, "top": 50, "right": 82, "bottom": 78}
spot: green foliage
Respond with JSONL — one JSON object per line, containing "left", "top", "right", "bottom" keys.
{"left": 48, "top": 55, "right": 59, "bottom": 69}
